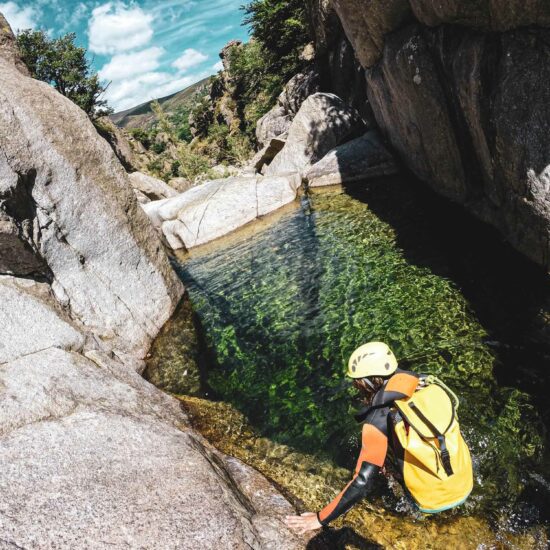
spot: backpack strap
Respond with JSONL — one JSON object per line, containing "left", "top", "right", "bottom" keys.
{"left": 409, "top": 401, "right": 454, "bottom": 477}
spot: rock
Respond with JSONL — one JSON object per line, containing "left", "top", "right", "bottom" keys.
{"left": 133, "top": 188, "right": 151, "bottom": 204}
{"left": 0, "top": 210, "right": 49, "bottom": 277}
{"left": 331, "top": 0, "right": 411, "bottom": 68}
{"left": 128, "top": 171, "right": 179, "bottom": 201}
{"left": 0, "top": 56, "right": 183, "bottom": 357}
{"left": 0, "top": 348, "right": 305, "bottom": 549}
{"left": 409, "top": 0, "right": 550, "bottom": 30}
{"left": 278, "top": 68, "right": 322, "bottom": 116}
{"left": 169, "top": 177, "right": 194, "bottom": 193}
{"left": 366, "top": 25, "right": 467, "bottom": 202}
{"left": 94, "top": 117, "right": 138, "bottom": 172}
{"left": 256, "top": 106, "right": 292, "bottom": 149}
{"left": 305, "top": 130, "right": 398, "bottom": 187}
{"left": 265, "top": 93, "right": 363, "bottom": 177}
{"left": 249, "top": 136, "right": 287, "bottom": 174}
{"left": 0, "top": 276, "right": 85, "bottom": 363}
{"left": 143, "top": 174, "right": 302, "bottom": 250}
{"left": 256, "top": 69, "right": 322, "bottom": 149}
{"left": 0, "top": 13, "right": 29, "bottom": 75}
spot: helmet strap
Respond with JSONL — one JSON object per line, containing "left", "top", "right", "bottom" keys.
{"left": 362, "top": 377, "right": 376, "bottom": 391}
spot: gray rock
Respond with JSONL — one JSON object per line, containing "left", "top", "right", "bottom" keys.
{"left": 256, "top": 69, "right": 321, "bottom": 149}
{"left": 256, "top": 106, "right": 292, "bottom": 149}
{"left": 0, "top": 13, "right": 29, "bottom": 75}
{"left": 129, "top": 171, "right": 179, "bottom": 201}
{"left": 366, "top": 25, "right": 467, "bottom": 202}
{"left": 278, "top": 69, "right": 322, "bottom": 116}
{"left": 169, "top": 177, "right": 194, "bottom": 193}
{"left": 249, "top": 136, "right": 287, "bottom": 174}
{"left": 0, "top": 57, "right": 183, "bottom": 357}
{"left": 265, "top": 93, "right": 364, "bottom": 177}
{"left": 143, "top": 174, "right": 301, "bottom": 250}
{"left": 331, "top": 0, "right": 411, "bottom": 68}
{"left": 409, "top": 0, "right": 550, "bottom": 30}
{"left": 94, "top": 116, "right": 138, "bottom": 172}
{"left": 0, "top": 348, "right": 305, "bottom": 549}
{"left": 306, "top": 131, "right": 398, "bottom": 187}
{"left": 0, "top": 276, "right": 85, "bottom": 363}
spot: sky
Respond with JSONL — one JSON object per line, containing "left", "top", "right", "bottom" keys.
{"left": 0, "top": 0, "right": 250, "bottom": 111}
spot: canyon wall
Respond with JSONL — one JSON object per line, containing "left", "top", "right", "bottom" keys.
{"left": 311, "top": 0, "right": 550, "bottom": 269}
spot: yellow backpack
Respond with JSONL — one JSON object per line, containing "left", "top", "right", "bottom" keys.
{"left": 392, "top": 376, "right": 473, "bottom": 513}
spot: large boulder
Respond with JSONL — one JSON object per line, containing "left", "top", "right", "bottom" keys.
{"left": 265, "top": 93, "right": 363, "bottom": 177}
{"left": 305, "top": 130, "right": 398, "bottom": 187}
{"left": 0, "top": 17, "right": 308, "bottom": 548}
{"left": 143, "top": 174, "right": 301, "bottom": 250}
{"left": 256, "top": 106, "right": 292, "bottom": 149}
{"left": 0, "top": 346, "right": 305, "bottom": 549}
{"left": 0, "top": 54, "right": 183, "bottom": 357}
{"left": 129, "top": 171, "right": 179, "bottom": 201}
{"left": 255, "top": 68, "right": 321, "bottom": 148}
{"left": 366, "top": 23, "right": 550, "bottom": 266}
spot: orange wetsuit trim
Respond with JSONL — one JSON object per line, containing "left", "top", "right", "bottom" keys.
{"left": 385, "top": 372, "right": 418, "bottom": 397}
{"left": 318, "top": 424, "right": 388, "bottom": 523}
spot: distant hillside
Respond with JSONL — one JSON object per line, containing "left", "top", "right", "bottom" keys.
{"left": 110, "top": 77, "right": 211, "bottom": 130}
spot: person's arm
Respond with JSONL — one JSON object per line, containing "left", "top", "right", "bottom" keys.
{"left": 317, "top": 421, "right": 388, "bottom": 525}
{"left": 285, "top": 409, "right": 389, "bottom": 533}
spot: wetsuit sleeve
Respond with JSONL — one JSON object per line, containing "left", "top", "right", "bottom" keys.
{"left": 317, "top": 408, "right": 389, "bottom": 526}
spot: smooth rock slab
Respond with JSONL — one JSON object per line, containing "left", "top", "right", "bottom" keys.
{"left": 305, "top": 130, "right": 398, "bottom": 187}
{"left": 143, "top": 174, "right": 302, "bottom": 250}
{"left": 265, "top": 93, "right": 363, "bottom": 177}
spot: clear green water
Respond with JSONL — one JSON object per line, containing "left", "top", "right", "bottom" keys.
{"left": 171, "top": 178, "right": 550, "bottom": 534}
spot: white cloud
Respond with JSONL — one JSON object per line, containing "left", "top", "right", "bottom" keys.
{"left": 0, "top": 1, "right": 39, "bottom": 31}
{"left": 172, "top": 48, "right": 207, "bottom": 73}
{"left": 99, "top": 47, "right": 164, "bottom": 81}
{"left": 88, "top": 2, "right": 154, "bottom": 55}
{"left": 105, "top": 70, "right": 210, "bottom": 111}
{"left": 212, "top": 60, "right": 223, "bottom": 72}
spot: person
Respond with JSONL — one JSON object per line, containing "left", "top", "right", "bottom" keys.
{"left": 285, "top": 341, "right": 472, "bottom": 534}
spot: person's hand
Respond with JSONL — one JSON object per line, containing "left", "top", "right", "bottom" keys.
{"left": 285, "top": 512, "right": 322, "bottom": 534}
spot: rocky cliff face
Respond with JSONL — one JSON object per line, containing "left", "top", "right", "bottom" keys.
{"left": 0, "top": 16, "right": 304, "bottom": 548}
{"left": 311, "top": 0, "right": 550, "bottom": 269}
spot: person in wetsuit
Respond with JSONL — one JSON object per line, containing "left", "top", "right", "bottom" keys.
{"left": 285, "top": 341, "right": 419, "bottom": 534}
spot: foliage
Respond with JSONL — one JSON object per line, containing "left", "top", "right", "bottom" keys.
{"left": 16, "top": 30, "right": 112, "bottom": 119}
{"left": 243, "top": 0, "right": 309, "bottom": 77}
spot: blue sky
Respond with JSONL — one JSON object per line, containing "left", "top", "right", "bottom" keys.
{"left": 1, "top": 1, "right": 250, "bottom": 111}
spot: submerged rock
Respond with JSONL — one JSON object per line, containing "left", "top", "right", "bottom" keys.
{"left": 265, "top": 93, "right": 364, "bottom": 177}
{"left": 305, "top": 130, "right": 398, "bottom": 187}
{"left": 143, "top": 174, "right": 302, "bottom": 250}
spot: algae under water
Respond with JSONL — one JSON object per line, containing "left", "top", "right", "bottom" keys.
{"left": 161, "top": 177, "right": 550, "bottom": 543}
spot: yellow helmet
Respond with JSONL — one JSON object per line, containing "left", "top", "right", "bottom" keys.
{"left": 347, "top": 342, "right": 398, "bottom": 379}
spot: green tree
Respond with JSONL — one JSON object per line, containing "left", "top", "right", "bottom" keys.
{"left": 16, "top": 30, "right": 112, "bottom": 119}
{"left": 242, "top": 0, "right": 309, "bottom": 78}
